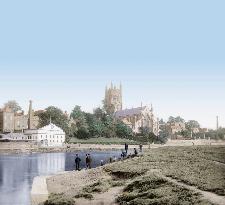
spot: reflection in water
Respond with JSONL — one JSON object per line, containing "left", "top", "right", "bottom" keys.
{"left": 0, "top": 151, "right": 120, "bottom": 205}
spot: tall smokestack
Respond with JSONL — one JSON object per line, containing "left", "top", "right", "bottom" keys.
{"left": 216, "top": 116, "right": 219, "bottom": 130}
{"left": 28, "top": 100, "right": 33, "bottom": 129}
{"left": 216, "top": 116, "right": 219, "bottom": 139}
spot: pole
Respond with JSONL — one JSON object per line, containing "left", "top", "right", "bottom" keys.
{"left": 216, "top": 116, "right": 219, "bottom": 139}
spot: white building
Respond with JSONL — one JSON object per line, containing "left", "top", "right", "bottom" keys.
{"left": 24, "top": 123, "right": 65, "bottom": 147}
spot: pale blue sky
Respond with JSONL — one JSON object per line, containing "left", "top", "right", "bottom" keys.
{"left": 0, "top": 0, "right": 224, "bottom": 128}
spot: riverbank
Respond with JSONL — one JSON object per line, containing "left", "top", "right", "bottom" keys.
{"left": 43, "top": 145, "right": 225, "bottom": 205}
{"left": 0, "top": 141, "right": 160, "bottom": 154}
{"left": 1, "top": 139, "right": 225, "bottom": 154}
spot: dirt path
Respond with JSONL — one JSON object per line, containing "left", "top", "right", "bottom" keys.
{"left": 157, "top": 173, "right": 225, "bottom": 205}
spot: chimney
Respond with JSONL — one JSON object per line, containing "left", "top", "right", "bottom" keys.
{"left": 28, "top": 100, "right": 33, "bottom": 129}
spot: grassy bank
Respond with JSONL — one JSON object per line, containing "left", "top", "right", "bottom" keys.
{"left": 69, "top": 137, "right": 138, "bottom": 145}
{"left": 103, "top": 145, "right": 225, "bottom": 204}
{"left": 45, "top": 145, "right": 225, "bottom": 205}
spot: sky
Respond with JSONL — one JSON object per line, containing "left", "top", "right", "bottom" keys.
{"left": 0, "top": 0, "right": 224, "bottom": 129}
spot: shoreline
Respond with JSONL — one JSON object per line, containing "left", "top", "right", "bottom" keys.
{"left": 0, "top": 142, "right": 162, "bottom": 155}
{"left": 1, "top": 139, "right": 225, "bottom": 155}
{"left": 42, "top": 145, "right": 225, "bottom": 205}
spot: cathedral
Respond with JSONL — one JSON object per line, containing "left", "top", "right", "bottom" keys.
{"left": 104, "top": 83, "right": 159, "bottom": 136}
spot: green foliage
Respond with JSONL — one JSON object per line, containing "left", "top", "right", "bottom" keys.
{"left": 44, "top": 193, "right": 74, "bottom": 205}
{"left": 38, "top": 106, "right": 69, "bottom": 135}
{"left": 168, "top": 116, "right": 185, "bottom": 123}
{"left": 116, "top": 121, "right": 133, "bottom": 139}
{"left": 137, "top": 127, "right": 160, "bottom": 143}
{"left": 4, "top": 100, "right": 22, "bottom": 112}
{"left": 117, "top": 174, "right": 211, "bottom": 205}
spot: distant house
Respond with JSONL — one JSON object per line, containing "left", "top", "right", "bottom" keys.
{"left": 24, "top": 123, "right": 65, "bottom": 147}
{"left": 167, "top": 122, "right": 186, "bottom": 134}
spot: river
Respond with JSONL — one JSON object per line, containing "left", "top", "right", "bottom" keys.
{"left": 0, "top": 150, "right": 120, "bottom": 205}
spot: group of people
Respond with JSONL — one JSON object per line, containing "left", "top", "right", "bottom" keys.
{"left": 74, "top": 143, "right": 143, "bottom": 171}
{"left": 75, "top": 153, "right": 92, "bottom": 171}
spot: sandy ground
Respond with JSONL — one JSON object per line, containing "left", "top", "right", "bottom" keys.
{"left": 46, "top": 167, "right": 124, "bottom": 205}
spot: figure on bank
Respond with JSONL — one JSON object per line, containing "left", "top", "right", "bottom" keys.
{"left": 75, "top": 154, "right": 81, "bottom": 171}
{"left": 125, "top": 143, "right": 128, "bottom": 154}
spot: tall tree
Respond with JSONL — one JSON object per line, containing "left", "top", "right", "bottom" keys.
{"left": 70, "top": 106, "right": 89, "bottom": 138}
{"left": 116, "top": 120, "right": 133, "bottom": 138}
{"left": 4, "top": 100, "right": 22, "bottom": 112}
{"left": 185, "top": 120, "right": 200, "bottom": 130}
{"left": 38, "top": 106, "right": 69, "bottom": 134}
{"left": 168, "top": 116, "right": 185, "bottom": 123}
{"left": 93, "top": 107, "right": 105, "bottom": 120}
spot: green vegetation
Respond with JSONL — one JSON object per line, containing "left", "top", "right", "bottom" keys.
{"left": 38, "top": 105, "right": 159, "bottom": 144}
{"left": 103, "top": 146, "right": 225, "bottom": 204}
{"left": 117, "top": 173, "right": 212, "bottom": 205}
{"left": 44, "top": 193, "right": 74, "bottom": 205}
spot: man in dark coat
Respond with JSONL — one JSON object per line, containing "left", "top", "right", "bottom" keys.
{"left": 125, "top": 143, "right": 128, "bottom": 154}
{"left": 88, "top": 154, "right": 92, "bottom": 169}
{"left": 85, "top": 154, "right": 89, "bottom": 169}
{"left": 75, "top": 154, "right": 81, "bottom": 171}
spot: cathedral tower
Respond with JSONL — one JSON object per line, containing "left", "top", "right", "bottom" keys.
{"left": 104, "top": 83, "right": 122, "bottom": 113}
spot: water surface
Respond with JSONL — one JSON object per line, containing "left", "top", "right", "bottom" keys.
{"left": 0, "top": 150, "right": 120, "bottom": 205}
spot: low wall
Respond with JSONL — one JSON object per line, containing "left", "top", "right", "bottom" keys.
{"left": 31, "top": 176, "right": 49, "bottom": 205}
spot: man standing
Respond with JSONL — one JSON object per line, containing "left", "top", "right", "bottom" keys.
{"left": 88, "top": 154, "right": 92, "bottom": 169}
{"left": 139, "top": 144, "right": 143, "bottom": 152}
{"left": 85, "top": 154, "right": 89, "bottom": 169}
{"left": 125, "top": 143, "right": 128, "bottom": 154}
{"left": 75, "top": 154, "right": 81, "bottom": 171}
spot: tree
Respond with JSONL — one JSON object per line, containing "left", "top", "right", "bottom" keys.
{"left": 70, "top": 106, "right": 88, "bottom": 129}
{"left": 168, "top": 116, "right": 185, "bottom": 123}
{"left": 4, "top": 100, "right": 22, "bottom": 112}
{"left": 102, "top": 100, "right": 115, "bottom": 115}
{"left": 93, "top": 107, "right": 105, "bottom": 120}
{"left": 70, "top": 106, "right": 89, "bottom": 138}
{"left": 116, "top": 120, "right": 133, "bottom": 138}
{"left": 38, "top": 106, "right": 70, "bottom": 135}
{"left": 103, "top": 115, "right": 116, "bottom": 138}
{"left": 85, "top": 112, "right": 104, "bottom": 137}
{"left": 185, "top": 120, "right": 200, "bottom": 130}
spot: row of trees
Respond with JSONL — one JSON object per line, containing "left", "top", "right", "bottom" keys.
{"left": 38, "top": 106, "right": 134, "bottom": 142}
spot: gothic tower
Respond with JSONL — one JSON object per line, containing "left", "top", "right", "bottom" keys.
{"left": 104, "top": 83, "right": 122, "bottom": 113}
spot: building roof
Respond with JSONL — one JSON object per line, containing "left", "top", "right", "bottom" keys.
{"left": 39, "top": 123, "right": 64, "bottom": 133}
{"left": 115, "top": 106, "right": 146, "bottom": 118}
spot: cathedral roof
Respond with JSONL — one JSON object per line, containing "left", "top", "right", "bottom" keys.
{"left": 115, "top": 106, "right": 147, "bottom": 118}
